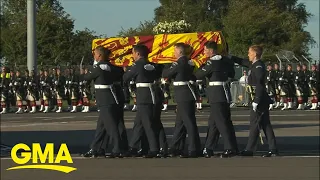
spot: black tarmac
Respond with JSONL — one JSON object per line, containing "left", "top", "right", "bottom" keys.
{"left": 1, "top": 108, "right": 319, "bottom": 180}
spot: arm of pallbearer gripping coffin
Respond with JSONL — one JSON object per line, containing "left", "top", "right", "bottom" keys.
{"left": 123, "top": 63, "right": 138, "bottom": 82}
{"left": 162, "top": 62, "right": 179, "bottom": 79}
{"left": 84, "top": 65, "right": 101, "bottom": 81}
{"left": 194, "top": 61, "right": 213, "bottom": 80}
{"left": 229, "top": 56, "right": 251, "bottom": 68}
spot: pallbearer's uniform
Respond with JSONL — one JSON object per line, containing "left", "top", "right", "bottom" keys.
{"left": 124, "top": 58, "right": 160, "bottom": 157}
{"left": 195, "top": 55, "right": 238, "bottom": 158}
{"left": 97, "top": 64, "right": 129, "bottom": 154}
{"left": 232, "top": 56, "right": 278, "bottom": 157}
{"left": 85, "top": 60, "right": 123, "bottom": 157}
{"left": 162, "top": 56, "right": 201, "bottom": 157}
{"left": 128, "top": 64, "right": 168, "bottom": 157}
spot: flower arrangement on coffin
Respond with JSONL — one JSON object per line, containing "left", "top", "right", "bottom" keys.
{"left": 152, "top": 20, "right": 191, "bottom": 34}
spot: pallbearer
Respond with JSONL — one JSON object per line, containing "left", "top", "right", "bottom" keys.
{"left": 83, "top": 46, "right": 123, "bottom": 158}
{"left": 163, "top": 43, "right": 201, "bottom": 158}
{"left": 231, "top": 45, "right": 278, "bottom": 157}
{"left": 195, "top": 41, "right": 238, "bottom": 158}
{"left": 124, "top": 44, "right": 160, "bottom": 158}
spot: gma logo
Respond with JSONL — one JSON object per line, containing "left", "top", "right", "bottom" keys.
{"left": 7, "top": 143, "right": 77, "bottom": 173}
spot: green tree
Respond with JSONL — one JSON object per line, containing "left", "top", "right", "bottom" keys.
{"left": 222, "top": 0, "right": 315, "bottom": 59}
{"left": 1, "top": 0, "right": 98, "bottom": 69}
{"left": 1, "top": 0, "right": 74, "bottom": 67}
{"left": 154, "top": 0, "right": 228, "bottom": 32}
{"left": 71, "top": 28, "right": 98, "bottom": 65}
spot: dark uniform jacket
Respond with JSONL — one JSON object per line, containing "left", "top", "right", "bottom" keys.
{"left": 162, "top": 56, "right": 196, "bottom": 103}
{"left": 109, "top": 64, "right": 125, "bottom": 105}
{"left": 123, "top": 58, "right": 159, "bottom": 104}
{"left": 85, "top": 60, "right": 121, "bottom": 106}
{"left": 195, "top": 55, "right": 234, "bottom": 103}
{"left": 231, "top": 56, "right": 272, "bottom": 105}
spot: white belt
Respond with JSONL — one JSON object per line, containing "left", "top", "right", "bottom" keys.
{"left": 94, "top": 84, "right": 112, "bottom": 89}
{"left": 136, "top": 83, "right": 153, "bottom": 87}
{"left": 209, "top": 81, "right": 226, "bottom": 86}
{"left": 173, "top": 81, "right": 189, "bottom": 86}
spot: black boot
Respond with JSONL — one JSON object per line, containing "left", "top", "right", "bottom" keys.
{"left": 203, "top": 148, "right": 214, "bottom": 158}
{"left": 262, "top": 150, "right": 279, "bottom": 157}
{"left": 239, "top": 150, "right": 254, "bottom": 157}
{"left": 81, "top": 149, "right": 99, "bottom": 158}
{"left": 220, "top": 149, "right": 237, "bottom": 158}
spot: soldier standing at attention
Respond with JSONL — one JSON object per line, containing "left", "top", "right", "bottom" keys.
{"left": 123, "top": 44, "right": 160, "bottom": 158}
{"left": 162, "top": 43, "right": 201, "bottom": 158}
{"left": 194, "top": 41, "right": 238, "bottom": 158}
{"left": 82, "top": 46, "right": 123, "bottom": 158}
{"left": 231, "top": 45, "right": 278, "bottom": 157}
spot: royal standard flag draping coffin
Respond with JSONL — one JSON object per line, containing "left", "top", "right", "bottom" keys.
{"left": 92, "top": 31, "right": 227, "bottom": 67}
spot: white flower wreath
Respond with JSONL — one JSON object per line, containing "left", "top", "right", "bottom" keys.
{"left": 153, "top": 20, "right": 191, "bottom": 34}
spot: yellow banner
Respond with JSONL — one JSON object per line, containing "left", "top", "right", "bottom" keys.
{"left": 92, "top": 31, "right": 227, "bottom": 67}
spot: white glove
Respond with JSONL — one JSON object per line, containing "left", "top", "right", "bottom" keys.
{"left": 252, "top": 102, "right": 258, "bottom": 112}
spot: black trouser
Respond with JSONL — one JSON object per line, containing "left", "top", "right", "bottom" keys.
{"left": 170, "top": 101, "right": 201, "bottom": 152}
{"left": 93, "top": 103, "right": 128, "bottom": 152}
{"left": 129, "top": 104, "right": 158, "bottom": 152}
{"left": 205, "top": 103, "right": 237, "bottom": 151}
{"left": 246, "top": 106, "right": 277, "bottom": 151}
{"left": 130, "top": 103, "right": 167, "bottom": 150}
{"left": 90, "top": 105, "right": 121, "bottom": 153}
{"left": 123, "top": 86, "right": 130, "bottom": 104}
{"left": 170, "top": 111, "right": 187, "bottom": 151}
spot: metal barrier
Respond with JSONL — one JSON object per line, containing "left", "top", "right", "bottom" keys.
{"left": 230, "top": 81, "right": 250, "bottom": 107}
